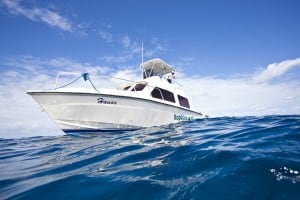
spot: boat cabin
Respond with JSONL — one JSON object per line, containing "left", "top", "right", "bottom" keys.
{"left": 117, "top": 59, "right": 191, "bottom": 110}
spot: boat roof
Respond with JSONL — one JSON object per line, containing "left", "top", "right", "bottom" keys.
{"left": 141, "top": 58, "right": 175, "bottom": 76}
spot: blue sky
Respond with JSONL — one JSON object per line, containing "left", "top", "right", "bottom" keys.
{"left": 1, "top": 0, "right": 300, "bottom": 75}
{"left": 0, "top": 0, "right": 300, "bottom": 138}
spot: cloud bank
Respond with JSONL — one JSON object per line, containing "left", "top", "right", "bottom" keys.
{"left": 0, "top": 56, "right": 299, "bottom": 138}
{"left": 181, "top": 77, "right": 300, "bottom": 117}
{"left": 180, "top": 57, "right": 300, "bottom": 116}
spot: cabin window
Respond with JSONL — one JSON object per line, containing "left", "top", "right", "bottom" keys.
{"left": 178, "top": 95, "right": 190, "bottom": 108}
{"left": 151, "top": 88, "right": 163, "bottom": 100}
{"left": 123, "top": 85, "right": 131, "bottom": 90}
{"left": 151, "top": 87, "right": 175, "bottom": 103}
{"left": 132, "top": 83, "right": 146, "bottom": 91}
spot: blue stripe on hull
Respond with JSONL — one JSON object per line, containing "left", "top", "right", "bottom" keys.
{"left": 62, "top": 128, "right": 140, "bottom": 133}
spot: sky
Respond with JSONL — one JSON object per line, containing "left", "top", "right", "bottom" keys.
{"left": 0, "top": 0, "right": 300, "bottom": 138}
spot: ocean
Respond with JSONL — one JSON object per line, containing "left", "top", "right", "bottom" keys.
{"left": 0, "top": 115, "right": 299, "bottom": 199}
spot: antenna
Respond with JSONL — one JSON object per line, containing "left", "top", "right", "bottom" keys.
{"left": 141, "top": 42, "right": 144, "bottom": 64}
{"left": 140, "top": 42, "right": 144, "bottom": 79}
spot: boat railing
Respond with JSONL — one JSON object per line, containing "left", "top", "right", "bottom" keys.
{"left": 103, "top": 75, "right": 180, "bottom": 102}
{"left": 44, "top": 71, "right": 100, "bottom": 92}
{"left": 55, "top": 72, "right": 80, "bottom": 87}
{"left": 45, "top": 71, "right": 142, "bottom": 95}
{"left": 45, "top": 71, "right": 182, "bottom": 101}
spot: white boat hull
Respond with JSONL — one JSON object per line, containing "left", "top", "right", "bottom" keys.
{"left": 28, "top": 91, "right": 203, "bottom": 133}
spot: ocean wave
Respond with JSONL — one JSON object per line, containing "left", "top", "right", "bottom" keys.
{"left": 0, "top": 115, "right": 299, "bottom": 199}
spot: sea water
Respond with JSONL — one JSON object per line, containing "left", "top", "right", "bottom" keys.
{"left": 0, "top": 115, "right": 299, "bottom": 199}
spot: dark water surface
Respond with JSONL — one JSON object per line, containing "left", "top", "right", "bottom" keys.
{"left": 1, "top": 116, "right": 300, "bottom": 199}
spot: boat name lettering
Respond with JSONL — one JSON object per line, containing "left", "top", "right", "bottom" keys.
{"left": 97, "top": 97, "right": 117, "bottom": 105}
{"left": 174, "top": 114, "right": 193, "bottom": 121}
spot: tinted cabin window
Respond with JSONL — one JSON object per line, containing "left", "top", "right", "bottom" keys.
{"left": 151, "top": 88, "right": 163, "bottom": 99}
{"left": 163, "top": 89, "right": 175, "bottom": 103}
{"left": 151, "top": 87, "right": 175, "bottom": 103}
{"left": 178, "top": 95, "right": 190, "bottom": 108}
{"left": 132, "top": 83, "right": 146, "bottom": 91}
{"left": 123, "top": 86, "right": 131, "bottom": 90}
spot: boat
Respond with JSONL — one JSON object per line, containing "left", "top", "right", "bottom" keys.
{"left": 27, "top": 58, "right": 205, "bottom": 133}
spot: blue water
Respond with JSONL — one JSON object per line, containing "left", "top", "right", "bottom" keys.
{"left": 1, "top": 116, "right": 300, "bottom": 200}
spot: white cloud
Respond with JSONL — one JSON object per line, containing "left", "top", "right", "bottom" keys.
{"left": 4, "top": 56, "right": 111, "bottom": 75}
{"left": 252, "top": 57, "right": 300, "bottom": 83}
{"left": 100, "top": 35, "right": 167, "bottom": 64}
{"left": 1, "top": 0, "right": 73, "bottom": 32}
{"left": 100, "top": 54, "right": 134, "bottom": 64}
{"left": 144, "top": 38, "right": 167, "bottom": 58}
{"left": 99, "top": 31, "right": 113, "bottom": 43}
{"left": 99, "top": 35, "right": 141, "bottom": 63}
{"left": 122, "top": 36, "right": 141, "bottom": 54}
{"left": 0, "top": 56, "right": 113, "bottom": 138}
{"left": 122, "top": 35, "right": 131, "bottom": 48}
{"left": 0, "top": 66, "right": 60, "bottom": 138}
{"left": 180, "top": 76, "right": 300, "bottom": 117}
{"left": 177, "top": 57, "right": 300, "bottom": 117}
{"left": 144, "top": 44, "right": 166, "bottom": 58}
{"left": 1, "top": 56, "right": 299, "bottom": 138}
